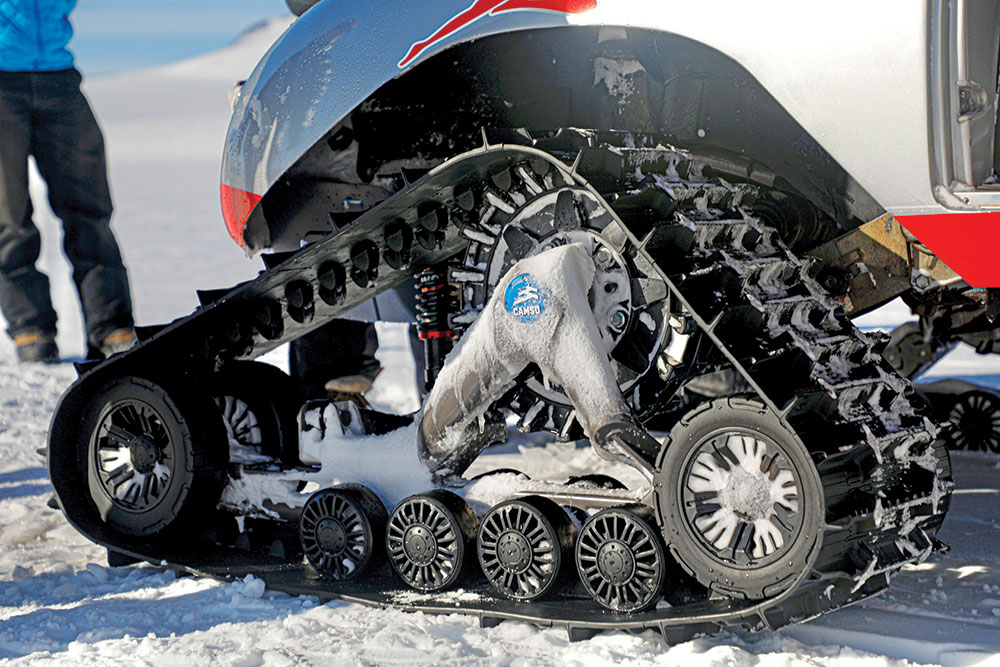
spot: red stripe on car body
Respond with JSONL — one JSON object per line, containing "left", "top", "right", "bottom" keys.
{"left": 220, "top": 183, "right": 263, "bottom": 249}
{"left": 399, "top": 0, "right": 598, "bottom": 68}
{"left": 896, "top": 211, "right": 1000, "bottom": 288}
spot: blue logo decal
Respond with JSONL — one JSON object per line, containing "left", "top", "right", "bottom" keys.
{"left": 504, "top": 273, "right": 545, "bottom": 323}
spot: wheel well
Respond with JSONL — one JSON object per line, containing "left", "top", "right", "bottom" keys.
{"left": 251, "top": 26, "right": 883, "bottom": 253}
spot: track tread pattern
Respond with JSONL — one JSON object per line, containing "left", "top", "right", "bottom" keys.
{"left": 636, "top": 155, "right": 953, "bottom": 602}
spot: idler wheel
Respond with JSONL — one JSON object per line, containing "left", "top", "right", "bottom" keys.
{"left": 85, "top": 375, "right": 226, "bottom": 537}
{"left": 300, "top": 484, "right": 386, "bottom": 581}
{"left": 477, "top": 495, "right": 575, "bottom": 601}
{"left": 576, "top": 506, "right": 666, "bottom": 612}
{"left": 656, "top": 398, "right": 822, "bottom": 599}
{"left": 386, "top": 490, "right": 477, "bottom": 591}
{"left": 211, "top": 360, "right": 303, "bottom": 465}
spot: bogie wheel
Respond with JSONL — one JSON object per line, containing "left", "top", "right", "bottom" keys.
{"left": 85, "top": 376, "right": 227, "bottom": 537}
{"left": 386, "top": 490, "right": 478, "bottom": 591}
{"left": 947, "top": 391, "right": 1000, "bottom": 453}
{"left": 656, "top": 397, "right": 823, "bottom": 599}
{"left": 300, "top": 484, "right": 387, "bottom": 580}
{"left": 576, "top": 506, "right": 666, "bottom": 612}
{"left": 478, "top": 496, "right": 576, "bottom": 601}
{"left": 211, "top": 361, "right": 303, "bottom": 465}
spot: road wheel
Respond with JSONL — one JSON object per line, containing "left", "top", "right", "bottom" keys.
{"left": 386, "top": 490, "right": 478, "bottom": 591}
{"left": 576, "top": 505, "right": 666, "bottom": 612}
{"left": 212, "top": 361, "right": 303, "bottom": 465}
{"left": 300, "top": 484, "right": 387, "bottom": 580}
{"left": 947, "top": 391, "right": 1000, "bottom": 453}
{"left": 656, "top": 397, "right": 823, "bottom": 599}
{"left": 86, "top": 376, "right": 227, "bottom": 537}
{"left": 478, "top": 496, "right": 575, "bottom": 601}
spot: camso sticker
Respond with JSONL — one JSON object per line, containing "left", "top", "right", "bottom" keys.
{"left": 504, "top": 273, "right": 545, "bottom": 322}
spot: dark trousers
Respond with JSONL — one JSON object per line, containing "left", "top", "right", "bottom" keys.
{"left": 0, "top": 68, "right": 133, "bottom": 347}
{"left": 290, "top": 318, "right": 426, "bottom": 399}
{"left": 290, "top": 319, "right": 381, "bottom": 398}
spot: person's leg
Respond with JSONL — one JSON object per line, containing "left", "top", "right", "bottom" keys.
{"left": 0, "top": 72, "right": 59, "bottom": 350}
{"left": 290, "top": 319, "right": 380, "bottom": 398}
{"left": 30, "top": 69, "right": 133, "bottom": 352}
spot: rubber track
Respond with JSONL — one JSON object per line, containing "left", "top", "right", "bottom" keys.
{"left": 48, "top": 144, "right": 953, "bottom": 643}
{"left": 628, "top": 152, "right": 954, "bottom": 599}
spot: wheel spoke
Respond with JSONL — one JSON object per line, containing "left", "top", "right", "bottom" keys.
{"left": 680, "top": 428, "right": 803, "bottom": 568}
{"left": 576, "top": 508, "right": 664, "bottom": 613}
{"left": 387, "top": 494, "right": 467, "bottom": 592}
{"left": 300, "top": 488, "right": 379, "bottom": 582}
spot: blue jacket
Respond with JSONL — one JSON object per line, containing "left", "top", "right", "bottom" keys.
{"left": 0, "top": 0, "right": 76, "bottom": 72}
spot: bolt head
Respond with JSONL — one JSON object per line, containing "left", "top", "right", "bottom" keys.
{"left": 595, "top": 246, "right": 615, "bottom": 268}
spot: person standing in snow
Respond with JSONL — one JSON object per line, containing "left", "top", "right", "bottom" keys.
{"left": 0, "top": 0, "right": 135, "bottom": 363}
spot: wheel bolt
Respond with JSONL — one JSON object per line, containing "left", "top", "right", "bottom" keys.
{"left": 609, "top": 310, "right": 628, "bottom": 330}
{"left": 595, "top": 246, "right": 615, "bottom": 268}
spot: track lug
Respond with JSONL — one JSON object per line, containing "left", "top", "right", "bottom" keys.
{"left": 73, "top": 360, "right": 100, "bottom": 376}
{"left": 106, "top": 549, "right": 140, "bottom": 567}
{"left": 261, "top": 252, "right": 297, "bottom": 270}
{"left": 317, "top": 260, "right": 346, "bottom": 305}
{"left": 418, "top": 203, "right": 448, "bottom": 232}
{"left": 454, "top": 187, "right": 478, "bottom": 212}
{"left": 383, "top": 219, "right": 413, "bottom": 270}
{"left": 284, "top": 281, "right": 315, "bottom": 324}
{"left": 252, "top": 298, "right": 284, "bottom": 340}
{"left": 196, "top": 288, "right": 230, "bottom": 307}
{"left": 134, "top": 325, "right": 165, "bottom": 342}
{"left": 349, "top": 241, "right": 379, "bottom": 287}
{"left": 491, "top": 168, "right": 513, "bottom": 192}
{"left": 567, "top": 627, "right": 601, "bottom": 642}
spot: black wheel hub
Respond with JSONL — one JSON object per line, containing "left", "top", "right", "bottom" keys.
{"left": 596, "top": 541, "right": 635, "bottom": 585}
{"left": 93, "top": 399, "right": 173, "bottom": 512}
{"left": 496, "top": 531, "right": 532, "bottom": 574}
{"left": 316, "top": 518, "right": 348, "bottom": 555}
{"left": 402, "top": 525, "right": 438, "bottom": 566}
{"left": 129, "top": 436, "right": 159, "bottom": 474}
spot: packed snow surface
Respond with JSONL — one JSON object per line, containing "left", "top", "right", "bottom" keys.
{"left": 0, "top": 17, "right": 997, "bottom": 667}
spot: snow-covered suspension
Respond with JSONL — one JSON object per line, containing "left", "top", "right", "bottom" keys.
{"left": 447, "top": 174, "right": 670, "bottom": 442}
{"left": 419, "top": 242, "right": 646, "bottom": 477}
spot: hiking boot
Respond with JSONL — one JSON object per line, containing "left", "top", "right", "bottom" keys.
{"left": 324, "top": 374, "right": 376, "bottom": 395}
{"left": 100, "top": 328, "right": 137, "bottom": 358}
{"left": 14, "top": 331, "right": 59, "bottom": 364}
{"left": 324, "top": 368, "right": 382, "bottom": 408}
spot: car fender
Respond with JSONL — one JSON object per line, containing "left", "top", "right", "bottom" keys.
{"left": 221, "top": 0, "right": 932, "bottom": 251}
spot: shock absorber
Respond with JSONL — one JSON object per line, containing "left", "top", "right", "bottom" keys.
{"left": 415, "top": 265, "right": 459, "bottom": 391}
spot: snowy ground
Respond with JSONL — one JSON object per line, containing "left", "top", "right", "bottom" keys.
{"left": 0, "top": 19, "right": 998, "bottom": 667}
